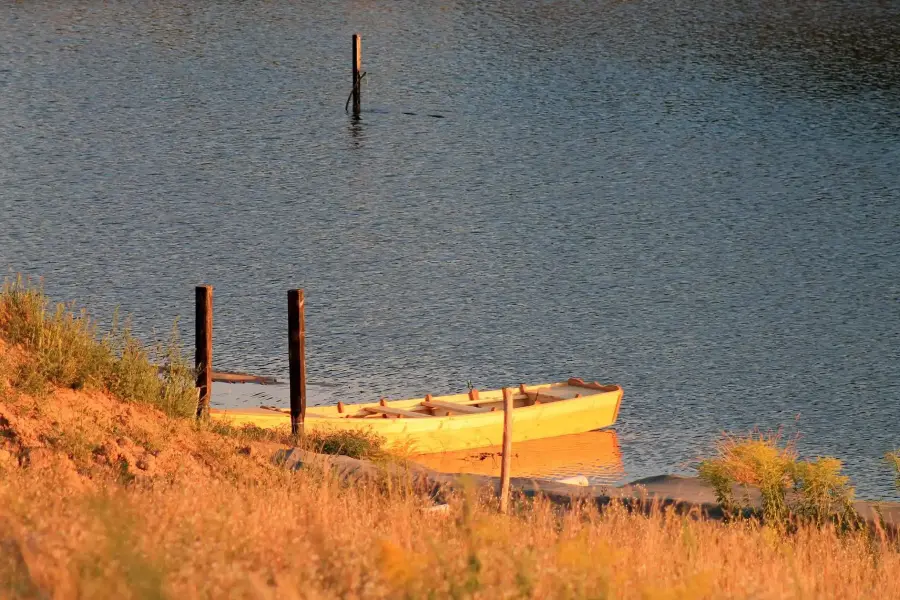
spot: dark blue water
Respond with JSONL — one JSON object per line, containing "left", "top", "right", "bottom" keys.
{"left": 1, "top": 0, "right": 898, "bottom": 497}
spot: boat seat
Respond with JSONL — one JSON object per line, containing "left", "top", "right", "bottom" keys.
{"left": 421, "top": 400, "right": 494, "bottom": 414}
{"left": 361, "top": 406, "right": 431, "bottom": 418}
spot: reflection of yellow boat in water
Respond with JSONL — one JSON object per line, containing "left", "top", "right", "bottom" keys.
{"left": 413, "top": 429, "right": 624, "bottom": 483}
{"left": 210, "top": 378, "right": 623, "bottom": 454}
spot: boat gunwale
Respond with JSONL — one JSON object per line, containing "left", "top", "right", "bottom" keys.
{"left": 211, "top": 383, "right": 623, "bottom": 424}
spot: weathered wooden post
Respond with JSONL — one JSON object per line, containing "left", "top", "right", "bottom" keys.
{"left": 288, "top": 289, "right": 307, "bottom": 437}
{"left": 195, "top": 285, "right": 213, "bottom": 418}
{"left": 499, "top": 387, "right": 513, "bottom": 513}
{"left": 352, "top": 33, "right": 362, "bottom": 115}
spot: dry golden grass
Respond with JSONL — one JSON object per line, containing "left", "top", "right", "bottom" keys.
{"left": 2, "top": 455, "right": 899, "bottom": 599}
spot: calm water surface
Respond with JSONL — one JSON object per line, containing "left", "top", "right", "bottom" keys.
{"left": 1, "top": 1, "right": 898, "bottom": 497}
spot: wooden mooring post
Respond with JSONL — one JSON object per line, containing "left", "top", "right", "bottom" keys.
{"left": 288, "top": 289, "right": 307, "bottom": 437}
{"left": 499, "top": 387, "right": 513, "bottom": 513}
{"left": 195, "top": 285, "right": 213, "bottom": 418}
{"left": 352, "top": 33, "right": 362, "bottom": 115}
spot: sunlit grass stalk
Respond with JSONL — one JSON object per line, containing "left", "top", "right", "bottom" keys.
{"left": 1, "top": 463, "right": 898, "bottom": 599}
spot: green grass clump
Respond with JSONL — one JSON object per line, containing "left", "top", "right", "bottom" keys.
{"left": 791, "top": 456, "right": 857, "bottom": 526}
{"left": 107, "top": 318, "right": 197, "bottom": 419}
{"left": 888, "top": 451, "right": 900, "bottom": 490}
{"left": 200, "top": 420, "right": 294, "bottom": 446}
{"left": 698, "top": 432, "right": 795, "bottom": 523}
{"left": 204, "top": 419, "right": 385, "bottom": 460}
{"left": 305, "top": 428, "right": 385, "bottom": 460}
{"left": 699, "top": 432, "right": 858, "bottom": 529}
{"left": 0, "top": 276, "right": 197, "bottom": 418}
{"left": 1, "top": 282, "right": 112, "bottom": 394}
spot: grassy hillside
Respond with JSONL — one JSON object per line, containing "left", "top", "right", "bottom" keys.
{"left": 1, "top": 280, "right": 898, "bottom": 599}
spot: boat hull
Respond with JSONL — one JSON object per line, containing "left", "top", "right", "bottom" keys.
{"left": 211, "top": 382, "right": 622, "bottom": 454}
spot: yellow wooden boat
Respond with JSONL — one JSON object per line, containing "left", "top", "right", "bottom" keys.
{"left": 210, "top": 378, "right": 623, "bottom": 454}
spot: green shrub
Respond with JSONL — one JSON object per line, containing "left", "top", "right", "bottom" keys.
{"left": 698, "top": 432, "right": 795, "bottom": 524}
{"left": 106, "top": 312, "right": 158, "bottom": 404}
{"left": 0, "top": 275, "right": 45, "bottom": 347}
{"left": 199, "top": 420, "right": 294, "bottom": 445}
{"left": 0, "top": 276, "right": 197, "bottom": 418}
{"left": 888, "top": 451, "right": 900, "bottom": 490}
{"left": 790, "top": 457, "right": 856, "bottom": 527}
{"left": 305, "top": 429, "right": 385, "bottom": 460}
{"left": 205, "top": 419, "right": 385, "bottom": 460}
{"left": 697, "top": 459, "right": 740, "bottom": 514}
{"left": 6, "top": 294, "right": 114, "bottom": 395}
{"left": 699, "top": 432, "right": 858, "bottom": 529}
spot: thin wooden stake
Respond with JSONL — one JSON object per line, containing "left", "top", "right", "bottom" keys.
{"left": 288, "top": 290, "right": 307, "bottom": 437}
{"left": 195, "top": 285, "right": 213, "bottom": 418}
{"left": 499, "top": 387, "right": 513, "bottom": 514}
{"left": 352, "top": 33, "right": 362, "bottom": 115}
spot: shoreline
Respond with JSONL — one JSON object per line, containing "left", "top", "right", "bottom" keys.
{"left": 277, "top": 448, "right": 900, "bottom": 534}
{"left": 217, "top": 380, "right": 899, "bottom": 502}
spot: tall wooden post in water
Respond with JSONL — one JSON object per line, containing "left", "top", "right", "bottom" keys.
{"left": 352, "top": 33, "right": 362, "bottom": 115}
{"left": 288, "top": 289, "right": 307, "bottom": 437}
{"left": 195, "top": 285, "right": 213, "bottom": 418}
{"left": 499, "top": 387, "right": 514, "bottom": 513}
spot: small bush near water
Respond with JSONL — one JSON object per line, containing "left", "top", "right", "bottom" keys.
{"left": 205, "top": 420, "right": 386, "bottom": 460}
{"left": 306, "top": 428, "right": 385, "bottom": 460}
{"left": 698, "top": 432, "right": 858, "bottom": 529}
{"left": 889, "top": 451, "right": 900, "bottom": 490}
{"left": 0, "top": 276, "right": 197, "bottom": 418}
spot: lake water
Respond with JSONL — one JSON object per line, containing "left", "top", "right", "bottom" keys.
{"left": 1, "top": 0, "right": 898, "bottom": 498}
